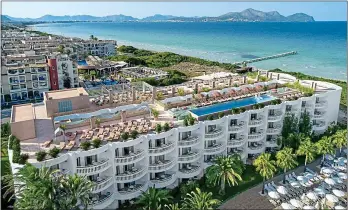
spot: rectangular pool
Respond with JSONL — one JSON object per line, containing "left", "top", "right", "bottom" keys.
{"left": 190, "top": 94, "right": 276, "bottom": 117}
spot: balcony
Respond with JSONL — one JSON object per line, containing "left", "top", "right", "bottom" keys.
{"left": 178, "top": 152, "right": 200, "bottom": 163}
{"left": 91, "top": 177, "right": 114, "bottom": 193}
{"left": 247, "top": 145, "right": 265, "bottom": 154}
{"left": 204, "top": 143, "right": 224, "bottom": 155}
{"left": 301, "top": 103, "right": 313, "bottom": 109}
{"left": 248, "top": 132, "right": 264, "bottom": 141}
{"left": 227, "top": 150, "right": 244, "bottom": 157}
{"left": 115, "top": 150, "right": 145, "bottom": 164}
{"left": 177, "top": 165, "right": 202, "bottom": 179}
{"left": 314, "top": 111, "right": 326, "bottom": 119}
{"left": 148, "top": 160, "right": 175, "bottom": 172}
{"left": 149, "top": 141, "right": 175, "bottom": 155}
{"left": 313, "top": 122, "right": 326, "bottom": 131}
{"left": 267, "top": 127, "right": 282, "bottom": 135}
{"left": 150, "top": 174, "right": 176, "bottom": 188}
{"left": 268, "top": 112, "right": 283, "bottom": 121}
{"left": 178, "top": 136, "right": 199, "bottom": 147}
{"left": 227, "top": 138, "right": 245, "bottom": 147}
{"left": 76, "top": 159, "right": 110, "bottom": 175}
{"left": 88, "top": 192, "right": 114, "bottom": 209}
{"left": 315, "top": 101, "right": 327, "bottom": 108}
{"left": 117, "top": 183, "right": 148, "bottom": 200}
{"left": 249, "top": 117, "right": 264, "bottom": 126}
{"left": 265, "top": 140, "right": 278, "bottom": 147}
{"left": 205, "top": 128, "right": 223, "bottom": 140}
{"left": 228, "top": 123, "right": 245, "bottom": 132}
{"left": 115, "top": 167, "right": 146, "bottom": 182}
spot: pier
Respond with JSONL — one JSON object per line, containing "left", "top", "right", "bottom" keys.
{"left": 233, "top": 51, "right": 297, "bottom": 65}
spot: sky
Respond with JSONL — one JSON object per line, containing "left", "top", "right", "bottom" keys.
{"left": 2, "top": 2, "right": 346, "bottom": 21}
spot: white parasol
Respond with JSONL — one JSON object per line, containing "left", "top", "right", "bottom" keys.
{"left": 268, "top": 191, "right": 280, "bottom": 199}
{"left": 289, "top": 199, "right": 304, "bottom": 208}
{"left": 326, "top": 194, "right": 339, "bottom": 203}
{"left": 277, "top": 186, "right": 288, "bottom": 195}
{"left": 306, "top": 191, "right": 318, "bottom": 201}
{"left": 332, "top": 189, "right": 345, "bottom": 198}
{"left": 324, "top": 178, "right": 336, "bottom": 185}
{"left": 281, "top": 203, "right": 295, "bottom": 210}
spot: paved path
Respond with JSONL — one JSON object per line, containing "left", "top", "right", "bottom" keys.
{"left": 219, "top": 159, "right": 322, "bottom": 210}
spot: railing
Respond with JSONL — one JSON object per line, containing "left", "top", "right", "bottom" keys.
{"left": 179, "top": 165, "right": 200, "bottom": 174}
{"left": 178, "top": 136, "right": 199, "bottom": 146}
{"left": 314, "top": 112, "right": 326, "bottom": 119}
{"left": 178, "top": 152, "right": 200, "bottom": 162}
{"left": 91, "top": 177, "right": 113, "bottom": 192}
{"left": 267, "top": 127, "right": 282, "bottom": 134}
{"left": 266, "top": 141, "right": 278, "bottom": 147}
{"left": 315, "top": 101, "right": 327, "bottom": 108}
{"left": 118, "top": 183, "right": 146, "bottom": 195}
{"left": 227, "top": 151, "right": 244, "bottom": 156}
{"left": 89, "top": 193, "right": 113, "bottom": 208}
{"left": 150, "top": 174, "right": 174, "bottom": 184}
{"left": 115, "top": 150, "right": 145, "bottom": 163}
{"left": 227, "top": 139, "right": 245, "bottom": 147}
{"left": 76, "top": 159, "right": 109, "bottom": 175}
{"left": 204, "top": 144, "right": 224, "bottom": 153}
{"left": 248, "top": 132, "right": 264, "bottom": 140}
{"left": 115, "top": 167, "right": 146, "bottom": 182}
{"left": 228, "top": 124, "right": 245, "bottom": 132}
{"left": 248, "top": 145, "right": 264, "bottom": 151}
{"left": 148, "top": 160, "right": 174, "bottom": 171}
{"left": 313, "top": 123, "right": 326, "bottom": 129}
{"left": 149, "top": 142, "right": 174, "bottom": 154}
{"left": 268, "top": 112, "right": 283, "bottom": 121}
{"left": 205, "top": 128, "right": 223, "bottom": 139}
{"left": 248, "top": 117, "right": 264, "bottom": 126}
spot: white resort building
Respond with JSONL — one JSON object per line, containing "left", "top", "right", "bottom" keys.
{"left": 8, "top": 70, "right": 341, "bottom": 209}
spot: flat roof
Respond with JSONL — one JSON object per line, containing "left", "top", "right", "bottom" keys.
{"left": 12, "top": 104, "right": 34, "bottom": 122}
{"left": 45, "top": 87, "right": 89, "bottom": 100}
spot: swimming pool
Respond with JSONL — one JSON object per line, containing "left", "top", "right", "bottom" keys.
{"left": 77, "top": 60, "right": 88, "bottom": 66}
{"left": 190, "top": 94, "right": 276, "bottom": 117}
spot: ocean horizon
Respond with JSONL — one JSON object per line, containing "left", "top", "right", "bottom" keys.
{"left": 33, "top": 21, "right": 347, "bottom": 80}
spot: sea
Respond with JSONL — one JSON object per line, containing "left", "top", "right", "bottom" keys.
{"left": 33, "top": 21, "right": 347, "bottom": 80}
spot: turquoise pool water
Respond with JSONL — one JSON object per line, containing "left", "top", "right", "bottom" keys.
{"left": 190, "top": 94, "right": 275, "bottom": 117}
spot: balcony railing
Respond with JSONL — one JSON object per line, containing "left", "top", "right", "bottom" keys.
{"left": 314, "top": 112, "right": 326, "bottom": 119}
{"left": 91, "top": 177, "right": 113, "bottom": 192}
{"left": 227, "top": 150, "right": 244, "bottom": 157}
{"left": 118, "top": 183, "right": 146, "bottom": 195}
{"left": 115, "top": 167, "right": 146, "bottom": 182}
{"left": 248, "top": 145, "right": 264, "bottom": 153}
{"left": 227, "top": 139, "right": 245, "bottom": 147}
{"left": 179, "top": 165, "right": 200, "bottom": 174}
{"left": 313, "top": 122, "right": 326, "bottom": 129}
{"left": 148, "top": 160, "right": 174, "bottom": 171}
{"left": 178, "top": 152, "right": 200, "bottom": 162}
{"left": 228, "top": 124, "right": 245, "bottom": 132}
{"left": 315, "top": 101, "right": 327, "bottom": 108}
{"left": 178, "top": 136, "right": 199, "bottom": 146}
{"left": 267, "top": 127, "right": 282, "bottom": 134}
{"left": 248, "top": 132, "right": 264, "bottom": 140}
{"left": 248, "top": 117, "right": 264, "bottom": 126}
{"left": 89, "top": 192, "right": 113, "bottom": 208}
{"left": 204, "top": 143, "right": 224, "bottom": 154}
{"left": 268, "top": 112, "right": 283, "bottom": 121}
{"left": 149, "top": 142, "right": 174, "bottom": 154}
{"left": 76, "top": 159, "right": 109, "bottom": 175}
{"left": 115, "top": 150, "right": 145, "bottom": 164}
{"left": 205, "top": 128, "right": 223, "bottom": 139}
{"left": 150, "top": 174, "right": 174, "bottom": 184}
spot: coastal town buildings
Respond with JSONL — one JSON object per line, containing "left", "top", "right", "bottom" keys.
{"left": 8, "top": 70, "right": 341, "bottom": 209}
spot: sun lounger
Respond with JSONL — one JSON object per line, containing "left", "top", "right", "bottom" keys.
{"left": 42, "top": 139, "right": 53, "bottom": 148}
{"left": 70, "top": 132, "right": 77, "bottom": 141}
{"left": 65, "top": 141, "right": 75, "bottom": 150}
{"left": 59, "top": 142, "right": 66, "bottom": 150}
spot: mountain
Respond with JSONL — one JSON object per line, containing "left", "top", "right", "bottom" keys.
{"left": 1, "top": 15, "right": 13, "bottom": 22}
{"left": 3, "top": 9, "right": 315, "bottom": 23}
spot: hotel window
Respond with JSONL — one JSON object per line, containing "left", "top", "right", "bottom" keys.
{"left": 286, "top": 105, "right": 292, "bottom": 112}
{"left": 302, "top": 101, "right": 306, "bottom": 107}
{"left": 230, "top": 119, "right": 237, "bottom": 126}
{"left": 58, "top": 100, "right": 72, "bottom": 113}
{"left": 250, "top": 113, "right": 257, "bottom": 120}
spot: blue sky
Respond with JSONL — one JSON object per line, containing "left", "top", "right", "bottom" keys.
{"left": 2, "top": 2, "right": 346, "bottom": 21}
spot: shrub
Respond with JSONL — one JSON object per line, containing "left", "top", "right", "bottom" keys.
{"left": 156, "top": 92, "right": 164, "bottom": 100}
{"left": 177, "top": 88, "right": 185, "bottom": 96}
{"left": 11, "top": 137, "right": 21, "bottom": 163}
{"left": 260, "top": 104, "right": 265, "bottom": 108}
{"left": 155, "top": 124, "right": 162, "bottom": 133}
{"left": 163, "top": 123, "right": 170, "bottom": 132}
{"left": 202, "top": 87, "right": 210, "bottom": 92}
{"left": 36, "top": 151, "right": 47, "bottom": 162}
{"left": 151, "top": 109, "right": 159, "bottom": 119}
{"left": 130, "top": 131, "right": 139, "bottom": 139}
{"left": 121, "top": 132, "right": 129, "bottom": 141}
{"left": 92, "top": 138, "right": 102, "bottom": 148}
{"left": 207, "top": 115, "right": 214, "bottom": 120}
{"left": 49, "top": 147, "right": 60, "bottom": 158}
{"left": 80, "top": 141, "right": 91, "bottom": 151}
{"left": 18, "top": 153, "right": 29, "bottom": 164}
{"left": 218, "top": 112, "right": 224, "bottom": 118}
{"left": 8, "top": 135, "right": 16, "bottom": 150}
{"left": 183, "top": 118, "right": 189, "bottom": 126}
{"left": 240, "top": 107, "right": 246, "bottom": 112}
{"left": 179, "top": 180, "right": 199, "bottom": 197}
{"left": 189, "top": 117, "right": 195, "bottom": 126}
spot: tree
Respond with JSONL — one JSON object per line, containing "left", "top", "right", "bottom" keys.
{"left": 136, "top": 187, "right": 173, "bottom": 210}
{"left": 65, "top": 49, "right": 71, "bottom": 55}
{"left": 276, "top": 147, "right": 298, "bottom": 184}
{"left": 299, "top": 110, "right": 312, "bottom": 136}
{"left": 92, "top": 138, "right": 102, "bottom": 148}
{"left": 177, "top": 88, "right": 185, "bottom": 96}
{"left": 57, "top": 45, "right": 64, "bottom": 53}
{"left": 130, "top": 130, "right": 138, "bottom": 139}
{"left": 80, "top": 141, "right": 91, "bottom": 151}
{"left": 205, "top": 155, "right": 244, "bottom": 195}
{"left": 95, "top": 118, "right": 101, "bottom": 127}
{"left": 63, "top": 76, "right": 71, "bottom": 89}
{"left": 59, "top": 124, "right": 67, "bottom": 143}
{"left": 152, "top": 109, "right": 159, "bottom": 120}
{"left": 315, "top": 136, "right": 335, "bottom": 167}
{"left": 281, "top": 113, "right": 298, "bottom": 141}
{"left": 163, "top": 123, "right": 170, "bottom": 132}
{"left": 165, "top": 203, "right": 181, "bottom": 210}
{"left": 179, "top": 180, "right": 199, "bottom": 197}
{"left": 121, "top": 132, "right": 129, "bottom": 141}
{"left": 182, "top": 188, "right": 220, "bottom": 210}
{"left": 155, "top": 124, "right": 162, "bottom": 133}
{"left": 253, "top": 153, "right": 277, "bottom": 194}
{"left": 183, "top": 118, "right": 189, "bottom": 126}
{"left": 297, "top": 138, "right": 316, "bottom": 172}
{"left": 90, "top": 35, "right": 95, "bottom": 40}
{"left": 332, "top": 130, "right": 347, "bottom": 156}
{"left": 48, "top": 147, "right": 60, "bottom": 158}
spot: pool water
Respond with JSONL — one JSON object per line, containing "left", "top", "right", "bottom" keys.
{"left": 77, "top": 60, "right": 88, "bottom": 66}
{"left": 190, "top": 94, "right": 276, "bottom": 117}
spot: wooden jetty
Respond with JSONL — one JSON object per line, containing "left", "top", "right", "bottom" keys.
{"left": 233, "top": 51, "right": 297, "bottom": 65}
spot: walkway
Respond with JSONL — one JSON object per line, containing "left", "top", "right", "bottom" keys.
{"left": 219, "top": 158, "right": 322, "bottom": 210}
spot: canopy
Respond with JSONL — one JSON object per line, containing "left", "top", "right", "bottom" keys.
{"left": 306, "top": 191, "right": 318, "bottom": 201}
{"left": 326, "top": 194, "right": 339, "bottom": 203}
{"left": 303, "top": 206, "right": 315, "bottom": 210}
{"left": 324, "top": 178, "right": 336, "bottom": 185}
{"left": 290, "top": 181, "right": 300, "bottom": 188}
{"left": 277, "top": 186, "right": 288, "bottom": 195}
{"left": 332, "top": 189, "right": 345, "bottom": 198}
{"left": 289, "top": 199, "right": 304, "bottom": 208}
{"left": 268, "top": 191, "right": 280, "bottom": 199}
{"left": 281, "top": 203, "right": 295, "bottom": 210}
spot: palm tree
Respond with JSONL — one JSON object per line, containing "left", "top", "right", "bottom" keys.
{"left": 315, "top": 136, "right": 335, "bottom": 167}
{"left": 59, "top": 124, "right": 67, "bottom": 143}
{"left": 276, "top": 147, "right": 298, "bottom": 184}
{"left": 165, "top": 203, "right": 181, "bottom": 210}
{"left": 90, "top": 35, "right": 94, "bottom": 40}
{"left": 95, "top": 118, "right": 101, "bottom": 127}
{"left": 182, "top": 188, "right": 220, "bottom": 210}
{"left": 332, "top": 130, "right": 347, "bottom": 156}
{"left": 297, "top": 138, "right": 316, "bottom": 172}
{"left": 253, "top": 153, "right": 277, "bottom": 194}
{"left": 136, "top": 187, "right": 173, "bottom": 210}
{"left": 205, "top": 155, "right": 243, "bottom": 195}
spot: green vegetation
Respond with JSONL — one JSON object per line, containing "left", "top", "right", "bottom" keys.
{"left": 92, "top": 138, "right": 102, "bottom": 148}
{"left": 111, "top": 45, "right": 238, "bottom": 71}
{"left": 151, "top": 108, "right": 160, "bottom": 119}
{"left": 12, "top": 136, "right": 21, "bottom": 163}
{"left": 35, "top": 150, "right": 47, "bottom": 161}
{"left": 48, "top": 147, "right": 60, "bottom": 158}
{"left": 270, "top": 69, "right": 347, "bottom": 105}
{"left": 163, "top": 123, "right": 170, "bottom": 132}
{"left": 276, "top": 147, "right": 298, "bottom": 184}
{"left": 182, "top": 188, "right": 220, "bottom": 210}
{"left": 121, "top": 132, "right": 130, "bottom": 141}
{"left": 315, "top": 136, "right": 335, "bottom": 166}
{"left": 297, "top": 138, "right": 316, "bottom": 172}
{"left": 284, "top": 80, "right": 314, "bottom": 95}
{"left": 80, "top": 141, "right": 91, "bottom": 151}
{"left": 332, "top": 130, "right": 347, "bottom": 156}
{"left": 135, "top": 187, "right": 173, "bottom": 210}
{"left": 140, "top": 70, "right": 187, "bottom": 87}
{"left": 253, "top": 153, "right": 277, "bottom": 194}
{"left": 130, "top": 131, "right": 139, "bottom": 139}
{"left": 155, "top": 124, "right": 162, "bottom": 133}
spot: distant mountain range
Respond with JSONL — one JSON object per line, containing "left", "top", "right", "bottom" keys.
{"left": 2, "top": 8, "right": 315, "bottom": 23}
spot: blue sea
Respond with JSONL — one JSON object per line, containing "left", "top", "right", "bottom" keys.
{"left": 33, "top": 21, "right": 347, "bottom": 80}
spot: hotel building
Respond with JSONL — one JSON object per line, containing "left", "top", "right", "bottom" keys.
{"left": 8, "top": 71, "right": 341, "bottom": 209}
